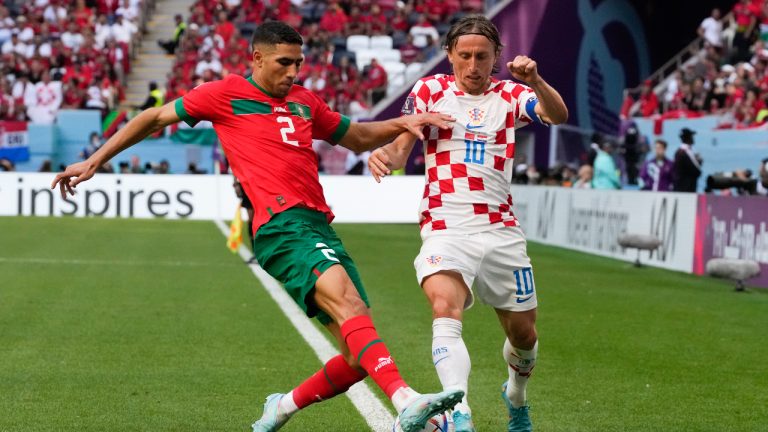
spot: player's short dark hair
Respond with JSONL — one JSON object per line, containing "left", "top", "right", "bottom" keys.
{"left": 251, "top": 21, "right": 303, "bottom": 49}
{"left": 444, "top": 14, "right": 503, "bottom": 73}
{"left": 655, "top": 139, "right": 668, "bottom": 149}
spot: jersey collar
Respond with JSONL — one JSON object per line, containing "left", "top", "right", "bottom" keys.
{"left": 247, "top": 76, "right": 276, "bottom": 98}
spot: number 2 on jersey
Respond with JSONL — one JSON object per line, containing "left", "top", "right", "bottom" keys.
{"left": 277, "top": 116, "right": 298, "bottom": 146}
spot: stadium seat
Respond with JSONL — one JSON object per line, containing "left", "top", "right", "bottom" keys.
{"left": 354, "top": 49, "right": 378, "bottom": 69}
{"left": 405, "top": 62, "right": 425, "bottom": 82}
{"left": 377, "top": 49, "right": 402, "bottom": 64}
{"left": 370, "top": 35, "right": 394, "bottom": 50}
{"left": 346, "top": 35, "right": 371, "bottom": 52}
{"left": 383, "top": 61, "right": 406, "bottom": 81}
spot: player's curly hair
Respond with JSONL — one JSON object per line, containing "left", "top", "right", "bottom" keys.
{"left": 443, "top": 14, "right": 504, "bottom": 73}
{"left": 251, "top": 21, "right": 303, "bottom": 48}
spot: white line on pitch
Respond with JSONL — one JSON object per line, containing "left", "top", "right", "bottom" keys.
{"left": 213, "top": 220, "right": 394, "bottom": 432}
{"left": 0, "top": 257, "right": 239, "bottom": 267}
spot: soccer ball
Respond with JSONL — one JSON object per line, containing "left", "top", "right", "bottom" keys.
{"left": 392, "top": 412, "right": 453, "bottom": 432}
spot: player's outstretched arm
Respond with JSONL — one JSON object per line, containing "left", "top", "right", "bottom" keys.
{"left": 51, "top": 102, "right": 181, "bottom": 198}
{"left": 339, "top": 112, "right": 454, "bottom": 153}
{"left": 507, "top": 55, "right": 568, "bottom": 125}
{"left": 368, "top": 132, "right": 419, "bottom": 183}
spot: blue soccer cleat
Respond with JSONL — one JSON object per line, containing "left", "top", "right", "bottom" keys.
{"left": 452, "top": 410, "right": 476, "bottom": 432}
{"left": 251, "top": 393, "right": 290, "bottom": 432}
{"left": 396, "top": 389, "right": 465, "bottom": 432}
{"left": 501, "top": 381, "right": 532, "bottom": 432}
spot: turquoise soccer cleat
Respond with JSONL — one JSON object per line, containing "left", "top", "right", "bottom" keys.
{"left": 501, "top": 382, "right": 532, "bottom": 432}
{"left": 396, "top": 389, "right": 465, "bottom": 432}
{"left": 251, "top": 393, "right": 290, "bottom": 432}
{"left": 452, "top": 410, "right": 476, "bottom": 432}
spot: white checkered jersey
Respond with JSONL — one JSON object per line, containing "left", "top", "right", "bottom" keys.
{"left": 402, "top": 74, "right": 542, "bottom": 236}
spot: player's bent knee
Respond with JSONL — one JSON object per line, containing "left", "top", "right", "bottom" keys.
{"left": 431, "top": 297, "right": 463, "bottom": 320}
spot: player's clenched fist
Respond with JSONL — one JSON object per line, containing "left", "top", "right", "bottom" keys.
{"left": 368, "top": 148, "right": 392, "bottom": 183}
{"left": 507, "top": 55, "right": 540, "bottom": 84}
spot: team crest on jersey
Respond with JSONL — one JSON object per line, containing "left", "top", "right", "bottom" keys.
{"left": 467, "top": 107, "right": 485, "bottom": 129}
{"left": 426, "top": 255, "right": 442, "bottom": 266}
{"left": 401, "top": 96, "right": 415, "bottom": 115}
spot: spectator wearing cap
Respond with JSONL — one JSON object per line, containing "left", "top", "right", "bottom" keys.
{"left": 673, "top": 128, "right": 702, "bottom": 192}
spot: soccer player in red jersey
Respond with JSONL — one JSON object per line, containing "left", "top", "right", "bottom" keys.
{"left": 368, "top": 15, "right": 568, "bottom": 432}
{"left": 51, "top": 21, "right": 462, "bottom": 432}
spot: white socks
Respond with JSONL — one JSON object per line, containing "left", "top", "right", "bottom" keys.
{"left": 432, "top": 317, "right": 471, "bottom": 414}
{"left": 278, "top": 391, "right": 299, "bottom": 417}
{"left": 503, "top": 338, "right": 538, "bottom": 408}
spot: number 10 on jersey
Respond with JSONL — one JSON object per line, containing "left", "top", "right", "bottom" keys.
{"left": 464, "top": 138, "right": 486, "bottom": 164}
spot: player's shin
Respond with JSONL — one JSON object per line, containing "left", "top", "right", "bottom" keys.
{"left": 283, "top": 354, "right": 367, "bottom": 416}
{"left": 503, "top": 338, "right": 538, "bottom": 408}
{"left": 340, "top": 315, "right": 419, "bottom": 411}
{"left": 432, "top": 318, "right": 471, "bottom": 413}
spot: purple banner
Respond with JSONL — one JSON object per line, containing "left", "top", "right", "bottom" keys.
{"left": 694, "top": 195, "right": 768, "bottom": 288}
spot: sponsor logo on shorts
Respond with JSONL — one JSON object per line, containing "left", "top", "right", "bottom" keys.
{"left": 374, "top": 356, "right": 394, "bottom": 373}
{"left": 516, "top": 294, "right": 534, "bottom": 304}
{"left": 426, "top": 255, "right": 442, "bottom": 266}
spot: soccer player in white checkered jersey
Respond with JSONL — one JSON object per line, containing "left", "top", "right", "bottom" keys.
{"left": 368, "top": 14, "right": 567, "bottom": 432}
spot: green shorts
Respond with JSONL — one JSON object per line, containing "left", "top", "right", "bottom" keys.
{"left": 252, "top": 207, "right": 369, "bottom": 325}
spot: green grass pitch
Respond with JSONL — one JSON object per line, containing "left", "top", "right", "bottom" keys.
{"left": 1, "top": 217, "right": 766, "bottom": 431}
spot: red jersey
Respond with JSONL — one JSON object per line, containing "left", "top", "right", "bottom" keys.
{"left": 175, "top": 74, "right": 350, "bottom": 234}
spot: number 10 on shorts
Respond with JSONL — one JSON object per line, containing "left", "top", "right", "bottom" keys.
{"left": 513, "top": 267, "right": 535, "bottom": 296}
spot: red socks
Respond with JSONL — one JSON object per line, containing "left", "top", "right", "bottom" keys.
{"left": 292, "top": 355, "right": 367, "bottom": 408}
{"left": 340, "top": 315, "right": 407, "bottom": 397}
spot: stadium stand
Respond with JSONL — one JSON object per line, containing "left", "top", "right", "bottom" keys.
{"left": 0, "top": 0, "right": 153, "bottom": 122}
{"left": 622, "top": 0, "right": 768, "bottom": 130}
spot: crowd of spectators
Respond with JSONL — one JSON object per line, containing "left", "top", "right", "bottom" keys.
{"left": 0, "top": 0, "right": 153, "bottom": 124}
{"left": 162, "top": 0, "right": 485, "bottom": 119}
{"left": 622, "top": 0, "right": 768, "bottom": 129}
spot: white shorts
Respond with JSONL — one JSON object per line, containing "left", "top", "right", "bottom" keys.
{"left": 414, "top": 227, "right": 537, "bottom": 312}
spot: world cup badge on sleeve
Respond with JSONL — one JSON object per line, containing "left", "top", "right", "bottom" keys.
{"left": 401, "top": 95, "right": 415, "bottom": 115}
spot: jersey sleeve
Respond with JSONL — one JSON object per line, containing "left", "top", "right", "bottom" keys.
{"left": 174, "top": 80, "right": 225, "bottom": 127}
{"left": 401, "top": 78, "right": 432, "bottom": 115}
{"left": 309, "top": 92, "right": 350, "bottom": 144}
{"left": 508, "top": 82, "right": 544, "bottom": 129}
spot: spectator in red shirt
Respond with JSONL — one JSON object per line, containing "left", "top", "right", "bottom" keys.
{"left": 367, "top": 4, "right": 389, "bottom": 35}
{"left": 733, "top": 0, "right": 758, "bottom": 62}
{"left": 346, "top": 6, "right": 369, "bottom": 35}
{"left": 364, "top": 57, "right": 388, "bottom": 105}
{"left": 282, "top": 4, "right": 303, "bottom": 30}
{"left": 319, "top": 2, "right": 347, "bottom": 36}
{"left": 423, "top": 0, "right": 446, "bottom": 24}
{"left": 337, "top": 56, "right": 359, "bottom": 84}
{"left": 214, "top": 11, "right": 236, "bottom": 46}
{"left": 399, "top": 34, "right": 422, "bottom": 65}
{"left": 639, "top": 79, "right": 659, "bottom": 116}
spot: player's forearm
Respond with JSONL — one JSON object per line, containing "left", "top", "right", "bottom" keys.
{"left": 89, "top": 107, "right": 167, "bottom": 166}
{"left": 529, "top": 77, "right": 568, "bottom": 125}
{"left": 384, "top": 133, "right": 418, "bottom": 169}
{"left": 343, "top": 119, "right": 411, "bottom": 152}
